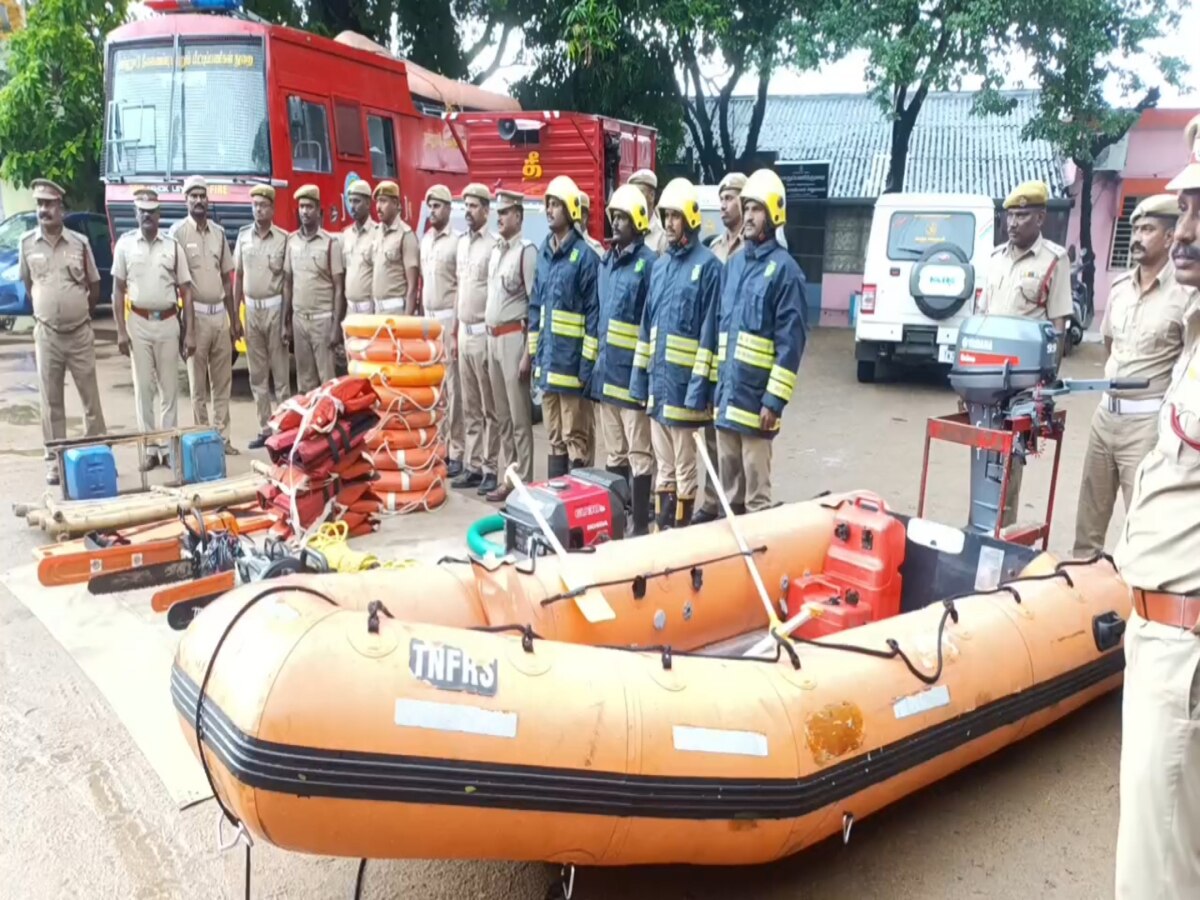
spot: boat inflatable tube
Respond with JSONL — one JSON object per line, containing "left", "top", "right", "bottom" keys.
{"left": 349, "top": 359, "right": 446, "bottom": 388}
{"left": 173, "top": 497, "right": 1129, "bottom": 867}
{"left": 342, "top": 313, "right": 443, "bottom": 340}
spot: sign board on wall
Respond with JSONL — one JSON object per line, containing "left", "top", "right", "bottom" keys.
{"left": 776, "top": 161, "right": 831, "bottom": 202}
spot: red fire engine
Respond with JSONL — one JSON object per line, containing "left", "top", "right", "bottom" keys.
{"left": 102, "top": 2, "right": 657, "bottom": 245}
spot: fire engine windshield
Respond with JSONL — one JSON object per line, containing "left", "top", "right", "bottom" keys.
{"left": 105, "top": 38, "right": 269, "bottom": 178}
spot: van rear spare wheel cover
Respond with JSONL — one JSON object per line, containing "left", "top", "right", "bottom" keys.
{"left": 908, "top": 242, "right": 975, "bottom": 321}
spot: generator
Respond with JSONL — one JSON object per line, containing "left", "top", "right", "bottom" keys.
{"left": 502, "top": 468, "right": 631, "bottom": 557}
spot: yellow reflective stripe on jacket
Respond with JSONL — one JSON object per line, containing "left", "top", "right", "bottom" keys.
{"left": 770, "top": 364, "right": 796, "bottom": 389}
{"left": 717, "top": 331, "right": 728, "bottom": 363}
{"left": 551, "top": 309, "right": 584, "bottom": 326}
{"left": 691, "top": 347, "right": 713, "bottom": 379}
{"left": 766, "top": 378, "right": 794, "bottom": 402}
{"left": 632, "top": 341, "right": 651, "bottom": 369}
{"left": 725, "top": 404, "right": 781, "bottom": 432}
{"left": 662, "top": 404, "right": 708, "bottom": 423}
{"left": 665, "top": 334, "right": 699, "bottom": 352}
{"left": 665, "top": 347, "right": 697, "bottom": 368}
{"left": 607, "top": 319, "right": 639, "bottom": 338}
{"left": 606, "top": 329, "right": 639, "bottom": 350}
{"left": 551, "top": 321, "right": 585, "bottom": 338}
{"left": 737, "top": 332, "right": 775, "bottom": 355}
{"left": 528, "top": 333, "right": 539, "bottom": 355}
{"left": 582, "top": 335, "right": 599, "bottom": 361}
{"left": 546, "top": 371, "right": 583, "bottom": 389}
{"left": 603, "top": 383, "right": 636, "bottom": 403}
{"left": 734, "top": 345, "right": 774, "bottom": 370}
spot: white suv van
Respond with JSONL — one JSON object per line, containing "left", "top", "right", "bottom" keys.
{"left": 854, "top": 193, "right": 996, "bottom": 383}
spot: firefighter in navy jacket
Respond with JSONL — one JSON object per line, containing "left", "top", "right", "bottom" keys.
{"left": 631, "top": 177, "right": 725, "bottom": 529}
{"left": 688, "top": 168, "right": 807, "bottom": 514}
{"left": 591, "top": 184, "right": 658, "bottom": 535}
{"left": 527, "top": 175, "right": 600, "bottom": 476}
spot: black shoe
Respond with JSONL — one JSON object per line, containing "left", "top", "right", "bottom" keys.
{"left": 476, "top": 473, "right": 498, "bottom": 495}
{"left": 547, "top": 454, "right": 570, "bottom": 478}
{"left": 453, "top": 469, "right": 483, "bottom": 489}
{"left": 631, "top": 474, "right": 652, "bottom": 536}
{"left": 675, "top": 497, "right": 695, "bottom": 528}
{"left": 45, "top": 468, "right": 60, "bottom": 486}
{"left": 139, "top": 452, "right": 161, "bottom": 473}
{"left": 445, "top": 458, "right": 464, "bottom": 478}
{"left": 691, "top": 506, "right": 720, "bottom": 525}
{"left": 655, "top": 491, "right": 677, "bottom": 531}
{"left": 731, "top": 503, "right": 747, "bottom": 517}
{"left": 569, "top": 458, "right": 586, "bottom": 470}
{"left": 248, "top": 431, "right": 269, "bottom": 450}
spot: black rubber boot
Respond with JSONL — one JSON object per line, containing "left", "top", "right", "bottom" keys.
{"left": 655, "top": 491, "right": 677, "bottom": 531}
{"left": 606, "top": 463, "right": 632, "bottom": 489}
{"left": 547, "top": 453, "right": 570, "bottom": 478}
{"left": 691, "top": 505, "right": 720, "bottom": 525}
{"left": 731, "top": 502, "right": 747, "bottom": 517}
{"left": 631, "top": 474, "right": 652, "bottom": 537}
{"left": 675, "top": 497, "right": 695, "bottom": 528}
{"left": 569, "top": 458, "right": 586, "bottom": 470}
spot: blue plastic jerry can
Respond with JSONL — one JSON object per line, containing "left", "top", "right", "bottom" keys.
{"left": 64, "top": 446, "right": 119, "bottom": 500}
{"left": 180, "top": 430, "right": 226, "bottom": 484}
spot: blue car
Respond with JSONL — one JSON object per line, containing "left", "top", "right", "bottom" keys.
{"left": 0, "top": 210, "right": 114, "bottom": 319}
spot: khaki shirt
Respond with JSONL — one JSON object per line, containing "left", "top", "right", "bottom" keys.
{"left": 456, "top": 228, "right": 497, "bottom": 325}
{"left": 285, "top": 229, "right": 344, "bottom": 313}
{"left": 710, "top": 229, "right": 744, "bottom": 263}
{"left": 374, "top": 219, "right": 420, "bottom": 303}
{"left": 169, "top": 217, "right": 232, "bottom": 306}
{"left": 112, "top": 230, "right": 192, "bottom": 311}
{"left": 1100, "top": 261, "right": 1187, "bottom": 400}
{"left": 342, "top": 220, "right": 378, "bottom": 304}
{"left": 646, "top": 217, "right": 670, "bottom": 256}
{"left": 982, "top": 236, "right": 1073, "bottom": 321}
{"left": 234, "top": 224, "right": 288, "bottom": 300}
{"left": 486, "top": 235, "right": 536, "bottom": 327}
{"left": 18, "top": 227, "right": 99, "bottom": 331}
{"left": 1115, "top": 288, "right": 1200, "bottom": 594}
{"left": 419, "top": 225, "right": 458, "bottom": 314}
{"left": 581, "top": 231, "right": 604, "bottom": 258}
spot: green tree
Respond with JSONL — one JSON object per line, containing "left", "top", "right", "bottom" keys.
{"left": 0, "top": 0, "right": 128, "bottom": 210}
{"left": 1015, "top": 0, "right": 1187, "bottom": 302}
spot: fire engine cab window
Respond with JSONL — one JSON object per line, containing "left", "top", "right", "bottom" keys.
{"left": 368, "top": 115, "right": 397, "bottom": 179}
{"left": 105, "top": 39, "right": 269, "bottom": 177}
{"left": 289, "top": 98, "right": 332, "bottom": 173}
{"left": 886, "top": 212, "right": 975, "bottom": 262}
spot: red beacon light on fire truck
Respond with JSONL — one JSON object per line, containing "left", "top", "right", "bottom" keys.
{"left": 143, "top": 0, "right": 243, "bottom": 13}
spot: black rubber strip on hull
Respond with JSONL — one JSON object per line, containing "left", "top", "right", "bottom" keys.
{"left": 172, "top": 650, "right": 1123, "bottom": 821}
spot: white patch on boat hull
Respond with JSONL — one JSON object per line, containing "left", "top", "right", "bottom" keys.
{"left": 394, "top": 698, "right": 518, "bottom": 738}
{"left": 672, "top": 725, "right": 769, "bottom": 757}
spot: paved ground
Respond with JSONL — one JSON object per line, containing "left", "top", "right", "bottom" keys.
{"left": 0, "top": 316, "right": 1122, "bottom": 899}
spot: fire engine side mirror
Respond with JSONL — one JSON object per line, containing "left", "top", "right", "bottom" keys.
{"left": 497, "top": 118, "right": 518, "bottom": 142}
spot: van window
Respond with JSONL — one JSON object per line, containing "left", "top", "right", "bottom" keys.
{"left": 886, "top": 211, "right": 975, "bottom": 261}
{"left": 333, "top": 99, "right": 365, "bottom": 159}
{"left": 288, "top": 97, "right": 331, "bottom": 173}
{"left": 367, "top": 115, "right": 397, "bottom": 179}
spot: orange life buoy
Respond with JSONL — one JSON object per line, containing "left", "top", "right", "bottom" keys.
{"left": 374, "top": 409, "right": 442, "bottom": 431}
{"left": 370, "top": 464, "right": 447, "bottom": 494}
{"left": 372, "top": 385, "right": 442, "bottom": 413}
{"left": 349, "top": 359, "right": 446, "bottom": 387}
{"left": 364, "top": 442, "right": 446, "bottom": 472}
{"left": 365, "top": 426, "right": 441, "bottom": 452}
{"left": 345, "top": 336, "right": 445, "bottom": 364}
{"left": 341, "top": 313, "right": 443, "bottom": 340}
{"left": 369, "top": 482, "right": 448, "bottom": 514}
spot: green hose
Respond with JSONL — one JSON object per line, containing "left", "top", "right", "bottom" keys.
{"left": 467, "top": 514, "right": 507, "bottom": 557}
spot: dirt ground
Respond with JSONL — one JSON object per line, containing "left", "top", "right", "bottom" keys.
{"left": 0, "top": 316, "right": 1123, "bottom": 900}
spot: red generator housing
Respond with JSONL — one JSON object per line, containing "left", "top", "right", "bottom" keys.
{"left": 501, "top": 469, "right": 632, "bottom": 557}
{"left": 789, "top": 493, "right": 907, "bottom": 639}
{"left": 445, "top": 111, "right": 658, "bottom": 246}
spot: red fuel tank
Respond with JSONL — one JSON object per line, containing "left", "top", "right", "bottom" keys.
{"left": 820, "top": 492, "right": 906, "bottom": 621}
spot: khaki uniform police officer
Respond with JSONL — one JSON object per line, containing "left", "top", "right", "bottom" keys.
{"left": 18, "top": 178, "right": 107, "bottom": 484}
{"left": 629, "top": 169, "right": 669, "bottom": 256}
{"left": 171, "top": 176, "right": 238, "bottom": 454}
{"left": 418, "top": 184, "right": 465, "bottom": 477}
{"left": 373, "top": 180, "right": 420, "bottom": 315}
{"left": 577, "top": 191, "right": 606, "bottom": 256}
{"left": 284, "top": 183, "right": 345, "bottom": 393}
{"left": 484, "top": 189, "right": 536, "bottom": 500}
{"left": 694, "top": 171, "right": 747, "bottom": 524}
{"left": 235, "top": 184, "right": 291, "bottom": 448}
{"left": 112, "top": 188, "right": 193, "bottom": 470}
{"left": 453, "top": 183, "right": 500, "bottom": 495}
{"left": 1073, "top": 194, "right": 1187, "bottom": 557}
{"left": 342, "top": 179, "right": 378, "bottom": 316}
{"left": 980, "top": 179, "right": 1074, "bottom": 528}
{"left": 1112, "top": 112, "right": 1200, "bottom": 900}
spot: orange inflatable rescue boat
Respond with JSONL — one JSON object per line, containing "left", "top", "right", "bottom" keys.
{"left": 173, "top": 494, "right": 1127, "bottom": 868}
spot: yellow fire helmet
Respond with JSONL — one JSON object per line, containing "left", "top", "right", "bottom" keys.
{"left": 605, "top": 184, "right": 651, "bottom": 234}
{"left": 545, "top": 174, "right": 583, "bottom": 223}
{"left": 741, "top": 168, "right": 787, "bottom": 227}
{"left": 657, "top": 177, "right": 702, "bottom": 230}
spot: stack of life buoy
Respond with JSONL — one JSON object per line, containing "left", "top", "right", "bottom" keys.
{"left": 342, "top": 314, "right": 449, "bottom": 515}
{"left": 255, "top": 375, "right": 381, "bottom": 540}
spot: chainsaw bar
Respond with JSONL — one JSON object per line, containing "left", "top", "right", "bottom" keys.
{"left": 86, "top": 558, "right": 196, "bottom": 595}
{"left": 152, "top": 570, "right": 236, "bottom": 614}
{"left": 37, "top": 538, "right": 182, "bottom": 588}
{"left": 166, "top": 595, "right": 222, "bottom": 630}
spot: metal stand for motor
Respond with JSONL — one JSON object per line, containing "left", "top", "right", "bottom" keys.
{"left": 916, "top": 405, "right": 1066, "bottom": 550}
{"left": 44, "top": 426, "right": 209, "bottom": 500}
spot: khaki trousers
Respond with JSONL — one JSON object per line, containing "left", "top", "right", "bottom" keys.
{"left": 293, "top": 311, "right": 336, "bottom": 394}
{"left": 580, "top": 395, "right": 596, "bottom": 466}
{"left": 128, "top": 312, "right": 180, "bottom": 454}
{"left": 1114, "top": 611, "right": 1200, "bottom": 899}
{"left": 245, "top": 301, "right": 290, "bottom": 429}
{"left": 542, "top": 391, "right": 590, "bottom": 463}
{"left": 599, "top": 403, "right": 653, "bottom": 477}
{"left": 186, "top": 308, "right": 233, "bottom": 440}
{"left": 650, "top": 420, "right": 698, "bottom": 497}
{"left": 699, "top": 423, "right": 720, "bottom": 515}
{"left": 458, "top": 328, "right": 498, "bottom": 475}
{"left": 486, "top": 330, "right": 533, "bottom": 482}
{"left": 34, "top": 321, "right": 106, "bottom": 447}
{"left": 716, "top": 427, "right": 773, "bottom": 512}
{"left": 1073, "top": 406, "right": 1159, "bottom": 557}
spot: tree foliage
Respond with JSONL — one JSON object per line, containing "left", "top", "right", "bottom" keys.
{"left": 0, "top": 0, "right": 128, "bottom": 210}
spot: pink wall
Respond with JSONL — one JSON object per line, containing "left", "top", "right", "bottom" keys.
{"left": 821, "top": 273, "right": 861, "bottom": 327}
